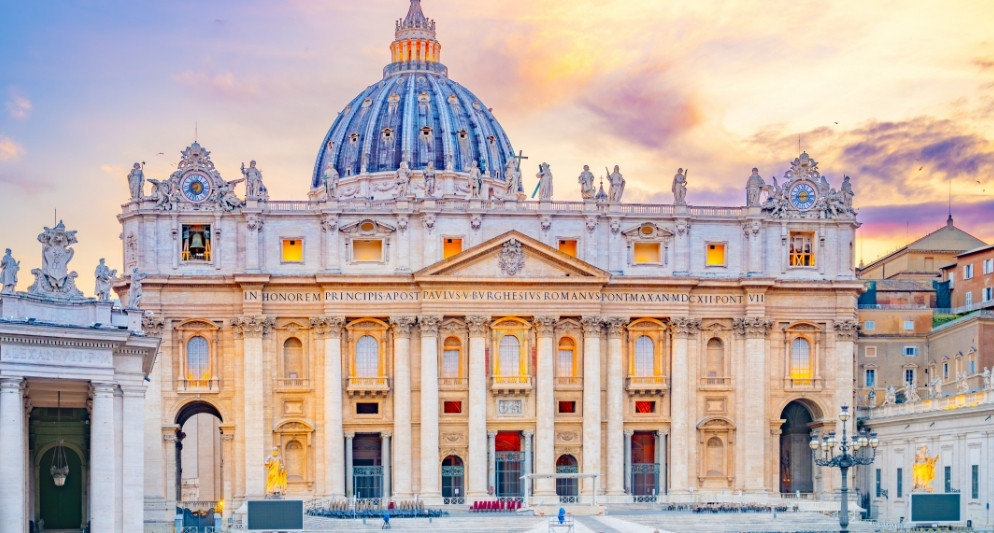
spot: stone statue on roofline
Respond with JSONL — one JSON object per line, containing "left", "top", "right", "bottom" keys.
{"left": 1, "top": 248, "right": 19, "bottom": 294}
{"left": 505, "top": 158, "right": 521, "bottom": 199}
{"left": 905, "top": 377, "right": 921, "bottom": 402}
{"left": 607, "top": 165, "right": 625, "bottom": 202}
{"left": 578, "top": 165, "right": 595, "bottom": 200}
{"left": 423, "top": 161, "right": 437, "bottom": 197}
{"left": 468, "top": 161, "right": 483, "bottom": 198}
{"left": 535, "top": 162, "right": 553, "bottom": 200}
{"left": 127, "top": 162, "right": 144, "bottom": 200}
{"left": 882, "top": 384, "right": 896, "bottom": 405}
{"left": 395, "top": 159, "right": 412, "bottom": 197}
{"left": 127, "top": 267, "right": 147, "bottom": 309}
{"left": 94, "top": 258, "right": 116, "bottom": 302}
{"left": 745, "top": 168, "right": 769, "bottom": 206}
{"left": 983, "top": 367, "right": 992, "bottom": 391}
{"left": 241, "top": 160, "right": 268, "bottom": 200}
{"left": 147, "top": 178, "right": 173, "bottom": 210}
{"left": 28, "top": 220, "right": 84, "bottom": 299}
{"left": 672, "top": 168, "right": 687, "bottom": 205}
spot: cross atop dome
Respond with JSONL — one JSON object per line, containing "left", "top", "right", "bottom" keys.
{"left": 387, "top": 0, "right": 446, "bottom": 77}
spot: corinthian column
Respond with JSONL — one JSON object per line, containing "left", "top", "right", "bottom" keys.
{"left": 419, "top": 315, "right": 443, "bottom": 502}
{"left": 533, "top": 315, "right": 558, "bottom": 498}
{"left": 605, "top": 317, "right": 628, "bottom": 496}
{"left": 669, "top": 317, "right": 700, "bottom": 493}
{"left": 733, "top": 317, "right": 772, "bottom": 492}
{"left": 580, "top": 316, "right": 603, "bottom": 497}
{"left": 391, "top": 315, "right": 416, "bottom": 499}
{"left": 466, "top": 315, "right": 490, "bottom": 499}
{"left": 0, "top": 378, "right": 26, "bottom": 533}
{"left": 121, "top": 386, "right": 146, "bottom": 533}
{"left": 233, "top": 315, "right": 274, "bottom": 497}
{"left": 89, "top": 381, "right": 117, "bottom": 533}
{"left": 312, "top": 316, "right": 346, "bottom": 498}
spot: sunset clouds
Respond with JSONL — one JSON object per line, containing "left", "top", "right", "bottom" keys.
{"left": 0, "top": 0, "right": 992, "bottom": 276}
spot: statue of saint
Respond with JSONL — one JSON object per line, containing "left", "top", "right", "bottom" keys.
{"left": 147, "top": 178, "right": 172, "bottom": 210}
{"left": 217, "top": 179, "right": 245, "bottom": 211}
{"left": 241, "top": 160, "right": 266, "bottom": 199}
{"left": 840, "top": 176, "right": 854, "bottom": 209}
{"left": 672, "top": 168, "right": 688, "bottom": 205}
{"left": 746, "top": 168, "right": 766, "bottom": 206}
{"left": 912, "top": 445, "right": 938, "bottom": 492}
{"left": 127, "top": 267, "right": 147, "bottom": 309}
{"left": 395, "top": 160, "right": 412, "bottom": 197}
{"left": 127, "top": 163, "right": 144, "bottom": 200}
{"left": 94, "top": 258, "right": 116, "bottom": 302}
{"left": 505, "top": 159, "right": 521, "bottom": 199}
{"left": 983, "top": 367, "right": 992, "bottom": 391}
{"left": 905, "top": 378, "right": 920, "bottom": 402}
{"left": 578, "top": 165, "right": 595, "bottom": 200}
{"left": 929, "top": 375, "right": 943, "bottom": 399}
{"left": 1, "top": 248, "right": 19, "bottom": 294}
{"left": 536, "top": 162, "right": 553, "bottom": 200}
{"left": 423, "top": 161, "right": 437, "bottom": 197}
{"left": 468, "top": 161, "right": 483, "bottom": 198}
{"left": 882, "top": 384, "right": 896, "bottom": 405}
{"left": 265, "top": 447, "right": 287, "bottom": 495}
{"left": 867, "top": 388, "right": 877, "bottom": 407}
{"left": 607, "top": 165, "right": 625, "bottom": 202}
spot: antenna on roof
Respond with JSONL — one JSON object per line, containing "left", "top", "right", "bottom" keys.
{"left": 195, "top": 121, "right": 198, "bottom": 142}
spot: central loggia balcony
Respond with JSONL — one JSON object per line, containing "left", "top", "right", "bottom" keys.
{"left": 346, "top": 376, "right": 391, "bottom": 397}
{"left": 626, "top": 375, "right": 669, "bottom": 396}
{"left": 490, "top": 375, "right": 533, "bottom": 396}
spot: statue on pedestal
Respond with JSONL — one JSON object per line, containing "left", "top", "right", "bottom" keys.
{"left": 912, "top": 445, "right": 938, "bottom": 492}
{"left": 423, "top": 161, "right": 437, "bottom": 197}
{"left": 28, "top": 221, "right": 84, "bottom": 299}
{"left": 983, "top": 367, "right": 992, "bottom": 390}
{"left": 536, "top": 162, "right": 553, "bottom": 200}
{"left": 578, "top": 165, "right": 595, "bottom": 200}
{"left": 905, "top": 378, "right": 921, "bottom": 402}
{"left": 746, "top": 168, "right": 767, "bottom": 206}
{"left": 672, "top": 168, "right": 688, "bottom": 205}
{"left": 265, "top": 447, "right": 287, "bottom": 495}
{"left": 607, "top": 165, "right": 625, "bottom": 202}
{"left": 94, "top": 258, "right": 116, "bottom": 302}
{"left": 882, "top": 384, "right": 896, "bottom": 405}
{"left": 241, "top": 160, "right": 268, "bottom": 200}
{"left": 1, "top": 249, "right": 19, "bottom": 294}
{"left": 127, "top": 162, "right": 144, "bottom": 200}
{"left": 505, "top": 159, "right": 521, "bottom": 199}
{"left": 127, "top": 267, "right": 147, "bottom": 309}
{"left": 468, "top": 161, "right": 483, "bottom": 198}
{"left": 395, "top": 160, "right": 412, "bottom": 197}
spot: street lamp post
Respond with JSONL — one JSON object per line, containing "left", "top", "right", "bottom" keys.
{"left": 810, "top": 404, "right": 878, "bottom": 533}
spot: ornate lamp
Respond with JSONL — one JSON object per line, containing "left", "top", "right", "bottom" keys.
{"left": 50, "top": 391, "right": 70, "bottom": 487}
{"left": 809, "top": 404, "right": 878, "bottom": 533}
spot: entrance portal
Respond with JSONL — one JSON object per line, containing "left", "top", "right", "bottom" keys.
{"left": 780, "top": 401, "right": 815, "bottom": 493}
{"left": 352, "top": 434, "right": 383, "bottom": 502}
{"left": 441, "top": 455, "right": 465, "bottom": 504}
{"left": 495, "top": 431, "right": 523, "bottom": 499}
{"left": 38, "top": 446, "right": 84, "bottom": 529}
{"left": 555, "top": 455, "right": 578, "bottom": 503}
{"left": 631, "top": 431, "right": 659, "bottom": 501}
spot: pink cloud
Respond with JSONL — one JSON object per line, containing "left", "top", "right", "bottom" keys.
{"left": 5, "top": 93, "right": 31, "bottom": 120}
{"left": 0, "top": 136, "right": 25, "bottom": 161}
{"left": 171, "top": 70, "right": 260, "bottom": 100}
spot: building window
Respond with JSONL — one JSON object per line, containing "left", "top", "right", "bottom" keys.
{"left": 634, "top": 336, "right": 655, "bottom": 377}
{"left": 633, "top": 242, "right": 661, "bottom": 264}
{"left": 903, "top": 320, "right": 914, "bottom": 331}
{"left": 969, "top": 358, "right": 976, "bottom": 374}
{"left": 972, "top": 465, "right": 980, "bottom": 499}
{"left": 943, "top": 362, "right": 949, "bottom": 379}
{"left": 556, "top": 337, "right": 577, "bottom": 379}
{"left": 356, "top": 402, "right": 379, "bottom": 415}
{"left": 497, "top": 334, "right": 522, "bottom": 377}
{"left": 352, "top": 239, "right": 384, "bottom": 262}
{"left": 984, "top": 287, "right": 993, "bottom": 302}
{"left": 443, "top": 401, "right": 462, "bottom": 414}
{"left": 864, "top": 321, "right": 875, "bottom": 331}
{"left": 897, "top": 468, "right": 903, "bottom": 498}
{"left": 355, "top": 335, "right": 379, "bottom": 378}
{"left": 283, "top": 337, "right": 304, "bottom": 380}
{"left": 186, "top": 336, "right": 210, "bottom": 381}
{"left": 944, "top": 465, "right": 951, "bottom": 493}
{"left": 281, "top": 238, "right": 303, "bottom": 262}
{"left": 558, "top": 239, "right": 578, "bottom": 257}
{"left": 904, "top": 368, "right": 915, "bottom": 385}
{"left": 865, "top": 368, "right": 876, "bottom": 387}
{"left": 790, "top": 337, "right": 812, "bottom": 384}
{"left": 705, "top": 243, "right": 726, "bottom": 266}
{"left": 875, "top": 468, "right": 882, "bottom": 497}
{"left": 441, "top": 336, "right": 462, "bottom": 379}
{"left": 789, "top": 231, "right": 815, "bottom": 266}
{"left": 865, "top": 346, "right": 877, "bottom": 357}
{"left": 557, "top": 401, "right": 576, "bottom": 414}
{"left": 903, "top": 346, "right": 918, "bottom": 356}
{"left": 442, "top": 237, "right": 463, "bottom": 259}
{"left": 964, "top": 264, "right": 974, "bottom": 279}
{"left": 635, "top": 400, "right": 656, "bottom": 413}
{"left": 181, "top": 224, "right": 211, "bottom": 261}
{"left": 948, "top": 272, "right": 955, "bottom": 287}
{"left": 984, "top": 258, "right": 994, "bottom": 274}
{"left": 965, "top": 291, "right": 973, "bottom": 307}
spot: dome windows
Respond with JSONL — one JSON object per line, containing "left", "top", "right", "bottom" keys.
{"left": 382, "top": 128, "right": 394, "bottom": 141}
{"left": 362, "top": 97, "right": 373, "bottom": 108}
{"left": 421, "top": 126, "right": 432, "bottom": 138}
{"left": 458, "top": 129, "right": 468, "bottom": 140}
{"left": 349, "top": 133, "right": 359, "bottom": 145}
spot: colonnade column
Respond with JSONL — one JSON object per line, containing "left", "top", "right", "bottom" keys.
{"left": 345, "top": 433, "right": 355, "bottom": 498}
{"left": 734, "top": 317, "right": 772, "bottom": 492}
{"left": 219, "top": 427, "right": 235, "bottom": 517}
{"left": 657, "top": 430, "right": 668, "bottom": 494}
{"left": 670, "top": 317, "right": 700, "bottom": 493}
{"left": 467, "top": 316, "right": 490, "bottom": 499}
{"left": 382, "top": 432, "right": 392, "bottom": 502}
{"left": 0, "top": 377, "right": 26, "bottom": 533}
{"left": 419, "top": 315, "right": 443, "bottom": 501}
{"left": 89, "top": 381, "right": 117, "bottom": 533}
{"left": 605, "top": 317, "right": 628, "bottom": 496}
{"left": 580, "top": 316, "right": 603, "bottom": 497}
{"left": 623, "top": 430, "right": 634, "bottom": 494}
{"left": 390, "top": 316, "right": 416, "bottom": 499}
{"left": 487, "top": 430, "right": 497, "bottom": 494}
{"left": 234, "top": 315, "right": 274, "bottom": 497}
{"left": 523, "top": 430, "right": 534, "bottom": 498}
{"left": 314, "top": 316, "right": 346, "bottom": 499}
{"left": 534, "top": 316, "right": 558, "bottom": 497}
{"left": 121, "top": 386, "right": 146, "bottom": 533}
{"left": 161, "top": 426, "right": 179, "bottom": 506}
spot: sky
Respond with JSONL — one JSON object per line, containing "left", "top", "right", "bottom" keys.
{"left": 2, "top": 0, "right": 993, "bottom": 287}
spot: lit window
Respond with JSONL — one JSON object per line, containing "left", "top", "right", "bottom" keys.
{"left": 556, "top": 337, "right": 576, "bottom": 378}
{"left": 441, "top": 337, "right": 461, "bottom": 379}
{"left": 706, "top": 243, "right": 726, "bottom": 266}
{"left": 633, "top": 242, "right": 661, "bottom": 264}
{"left": 181, "top": 224, "right": 212, "bottom": 261}
{"left": 789, "top": 232, "right": 815, "bottom": 267}
{"left": 282, "top": 238, "right": 303, "bottom": 262}
{"left": 443, "top": 237, "right": 463, "bottom": 259}
{"left": 790, "top": 337, "right": 812, "bottom": 384}
{"left": 558, "top": 239, "right": 578, "bottom": 257}
{"left": 864, "top": 321, "right": 875, "bottom": 331}
{"left": 355, "top": 335, "right": 379, "bottom": 377}
{"left": 186, "top": 336, "right": 210, "bottom": 380}
{"left": 353, "top": 239, "right": 383, "bottom": 262}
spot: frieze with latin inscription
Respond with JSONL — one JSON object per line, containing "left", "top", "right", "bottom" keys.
{"left": 1, "top": 345, "right": 113, "bottom": 367}
{"left": 244, "top": 289, "right": 765, "bottom": 305}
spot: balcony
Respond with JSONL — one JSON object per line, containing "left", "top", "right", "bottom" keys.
{"left": 699, "top": 376, "right": 732, "bottom": 389}
{"left": 626, "top": 375, "right": 669, "bottom": 396}
{"left": 554, "top": 376, "right": 583, "bottom": 390}
{"left": 490, "top": 375, "right": 533, "bottom": 396}
{"left": 275, "top": 377, "right": 311, "bottom": 391}
{"left": 439, "top": 377, "right": 469, "bottom": 390}
{"left": 782, "top": 377, "right": 824, "bottom": 390}
{"left": 177, "top": 377, "right": 220, "bottom": 393}
{"left": 346, "top": 377, "right": 391, "bottom": 397}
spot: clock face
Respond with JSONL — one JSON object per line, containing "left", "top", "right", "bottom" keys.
{"left": 181, "top": 173, "right": 211, "bottom": 202}
{"left": 790, "top": 182, "right": 817, "bottom": 210}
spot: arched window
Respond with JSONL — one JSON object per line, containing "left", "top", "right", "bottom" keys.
{"left": 557, "top": 337, "right": 576, "bottom": 378}
{"left": 187, "top": 336, "right": 209, "bottom": 379}
{"left": 355, "top": 335, "right": 379, "bottom": 378}
{"left": 283, "top": 338, "right": 303, "bottom": 379}
{"left": 442, "top": 336, "right": 461, "bottom": 379}
{"left": 705, "top": 337, "right": 724, "bottom": 383}
{"left": 498, "top": 335, "right": 520, "bottom": 376}
{"left": 285, "top": 440, "right": 305, "bottom": 482}
{"left": 634, "top": 335, "right": 654, "bottom": 377}
{"left": 706, "top": 437, "right": 725, "bottom": 476}
{"left": 790, "top": 337, "right": 812, "bottom": 384}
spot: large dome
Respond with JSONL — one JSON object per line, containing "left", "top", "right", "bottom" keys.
{"left": 311, "top": 0, "right": 517, "bottom": 190}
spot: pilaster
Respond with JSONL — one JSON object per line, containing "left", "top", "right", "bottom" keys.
{"left": 466, "top": 315, "right": 490, "bottom": 498}
{"left": 233, "top": 315, "right": 274, "bottom": 497}
{"left": 0, "top": 378, "right": 26, "bottom": 533}
{"left": 580, "top": 316, "right": 603, "bottom": 496}
{"left": 418, "top": 315, "right": 442, "bottom": 501}
{"left": 533, "top": 315, "right": 558, "bottom": 497}
{"left": 669, "top": 317, "right": 700, "bottom": 492}
{"left": 89, "top": 381, "right": 117, "bottom": 533}
{"left": 390, "top": 315, "right": 416, "bottom": 499}
{"left": 733, "top": 317, "right": 772, "bottom": 492}
{"left": 312, "top": 316, "right": 346, "bottom": 498}
{"left": 605, "top": 317, "right": 628, "bottom": 495}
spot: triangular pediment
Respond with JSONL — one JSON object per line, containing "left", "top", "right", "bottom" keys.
{"left": 415, "top": 230, "right": 610, "bottom": 282}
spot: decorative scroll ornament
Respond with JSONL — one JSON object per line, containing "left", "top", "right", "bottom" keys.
{"left": 142, "top": 312, "right": 165, "bottom": 337}
{"left": 733, "top": 317, "right": 773, "bottom": 338}
{"left": 498, "top": 239, "right": 525, "bottom": 276}
{"left": 833, "top": 319, "right": 859, "bottom": 341}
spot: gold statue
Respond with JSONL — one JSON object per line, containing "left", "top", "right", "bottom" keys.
{"left": 265, "top": 447, "right": 287, "bottom": 495}
{"left": 912, "top": 445, "right": 938, "bottom": 492}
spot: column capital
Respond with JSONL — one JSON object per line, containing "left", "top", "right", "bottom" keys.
{"left": 604, "top": 317, "right": 629, "bottom": 338}
{"left": 522, "top": 429, "right": 534, "bottom": 438}
{"left": 120, "top": 385, "right": 147, "bottom": 398}
{"left": 833, "top": 319, "right": 859, "bottom": 341}
{"left": 671, "top": 317, "right": 702, "bottom": 338}
{"left": 344, "top": 432, "right": 355, "bottom": 439}
{"left": 623, "top": 429, "right": 635, "bottom": 437}
{"left": 580, "top": 316, "right": 604, "bottom": 336}
{"left": 90, "top": 381, "right": 117, "bottom": 396}
{"left": 0, "top": 376, "right": 25, "bottom": 392}
{"left": 233, "top": 315, "right": 275, "bottom": 338}
{"left": 533, "top": 315, "right": 559, "bottom": 337}
{"left": 382, "top": 432, "right": 392, "bottom": 439}
{"left": 390, "top": 315, "right": 417, "bottom": 338}
{"left": 732, "top": 317, "right": 773, "bottom": 338}
{"left": 487, "top": 430, "right": 498, "bottom": 438}
{"left": 466, "top": 315, "right": 491, "bottom": 337}
{"left": 163, "top": 433, "right": 178, "bottom": 443}
{"left": 656, "top": 430, "right": 669, "bottom": 438}
{"left": 311, "top": 316, "right": 345, "bottom": 338}
{"left": 418, "top": 314, "right": 442, "bottom": 336}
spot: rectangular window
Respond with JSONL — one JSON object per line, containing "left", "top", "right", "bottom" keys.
{"left": 904, "top": 368, "right": 915, "bottom": 385}
{"left": 903, "top": 320, "right": 914, "bottom": 331}
{"left": 633, "top": 242, "right": 661, "bottom": 264}
{"left": 903, "top": 346, "right": 918, "bottom": 356}
{"left": 181, "top": 224, "right": 212, "bottom": 261}
{"left": 865, "top": 346, "right": 877, "bottom": 357}
{"left": 789, "top": 231, "right": 815, "bottom": 267}
{"left": 984, "top": 258, "right": 994, "bottom": 274}
{"left": 875, "top": 468, "right": 882, "bottom": 497}
{"left": 864, "top": 321, "right": 875, "bottom": 331}
{"left": 556, "top": 349, "right": 574, "bottom": 377}
{"left": 964, "top": 264, "right": 974, "bottom": 279}
{"left": 949, "top": 272, "right": 955, "bottom": 287}
{"left": 441, "top": 349, "right": 460, "bottom": 378}
{"left": 706, "top": 243, "right": 726, "bottom": 266}
{"left": 356, "top": 402, "right": 379, "bottom": 415}
{"left": 443, "top": 401, "right": 462, "bottom": 414}
{"left": 865, "top": 369, "right": 876, "bottom": 387}
{"left": 635, "top": 400, "right": 656, "bottom": 413}
{"left": 442, "top": 237, "right": 463, "bottom": 259}
{"left": 558, "top": 239, "right": 578, "bottom": 257}
{"left": 969, "top": 359, "right": 976, "bottom": 374}
{"left": 965, "top": 291, "right": 973, "bottom": 306}
{"left": 972, "top": 465, "right": 979, "bottom": 499}
{"left": 943, "top": 363, "right": 949, "bottom": 379}
{"left": 558, "top": 401, "right": 576, "bottom": 414}
{"left": 353, "top": 239, "right": 383, "bottom": 262}
{"left": 897, "top": 468, "right": 903, "bottom": 498}
{"left": 281, "top": 238, "right": 303, "bottom": 262}
{"left": 984, "top": 287, "right": 993, "bottom": 302}
{"left": 944, "top": 465, "right": 951, "bottom": 492}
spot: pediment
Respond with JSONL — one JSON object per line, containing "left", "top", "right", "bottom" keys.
{"left": 622, "top": 222, "right": 674, "bottom": 239}
{"left": 339, "top": 218, "right": 396, "bottom": 235}
{"left": 415, "top": 230, "right": 610, "bottom": 281}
